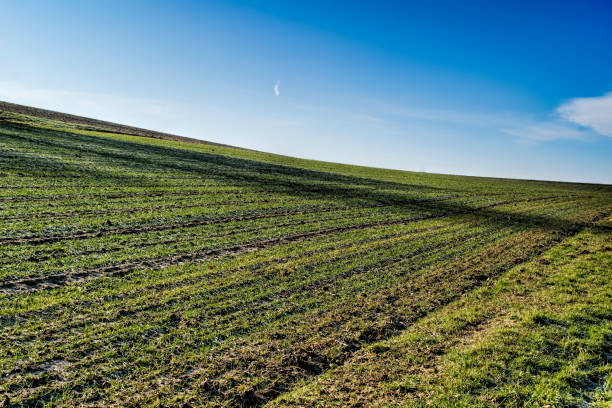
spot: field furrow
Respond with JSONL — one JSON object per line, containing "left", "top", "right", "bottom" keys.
{"left": 0, "top": 111, "right": 610, "bottom": 407}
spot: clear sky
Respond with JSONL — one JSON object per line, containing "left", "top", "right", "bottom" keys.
{"left": 2, "top": 0, "right": 611, "bottom": 183}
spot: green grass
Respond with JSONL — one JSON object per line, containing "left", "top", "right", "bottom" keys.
{"left": 0, "top": 110, "right": 610, "bottom": 407}
{"left": 271, "top": 218, "right": 612, "bottom": 408}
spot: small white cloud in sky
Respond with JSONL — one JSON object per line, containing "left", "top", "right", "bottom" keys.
{"left": 500, "top": 91, "right": 612, "bottom": 142}
{"left": 274, "top": 80, "right": 280, "bottom": 97}
{"left": 557, "top": 92, "right": 612, "bottom": 137}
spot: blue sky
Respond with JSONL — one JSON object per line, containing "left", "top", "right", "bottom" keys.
{"left": 2, "top": 0, "right": 611, "bottom": 183}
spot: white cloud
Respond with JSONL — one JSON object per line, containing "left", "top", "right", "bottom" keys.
{"left": 499, "top": 91, "right": 612, "bottom": 142}
{"left": 274, "top": 80, "right": 280, "bottom": 97}
{"left": 557, "top": 92, "right": 612, "bottom": 137}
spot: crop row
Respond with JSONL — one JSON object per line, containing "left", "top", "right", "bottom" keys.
{"left": 1, "top": 112, "right": 610, "bottom": 406}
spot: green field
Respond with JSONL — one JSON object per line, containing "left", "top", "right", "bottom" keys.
{"left": 1, "top": 110, "right": 610, "bottom": 407}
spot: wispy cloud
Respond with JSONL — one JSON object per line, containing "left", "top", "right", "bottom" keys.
{"left": 0, "top": 82, "right": 169, "bottom": 119}
{"left": 366, "top": 90, "right": 612, "bottom": 142}
{"left": 383, "top": 105, "right": 519, "bottom": 128}
{"left": 557, "top": 92, "right": 612, "bottom": 137}
{"left": 501, "top": 121, "right": 588, "bottom": 142}
{"left": 274, "top": 80, "right": 280, "bottom": 97}
{"left": 0, "top": 82, "right": 196, "bottom": 136}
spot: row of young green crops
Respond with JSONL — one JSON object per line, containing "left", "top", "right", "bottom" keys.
{"left": 3, "top": 207, "right": 608, "bottom": 404}
{"left": 0, "top": 206, "right": 404, "bottom": 279}
{"left": 0, "top": 217, "right": 592, "bottom": 404}
{"left": 0, "top": 111, "right": 611, "bottom": 407}
{"left": 269, "top": 220, "right": 612, "bottom": 408}
{"left": 3, "top": 194, "right": 598, "bottom": 283}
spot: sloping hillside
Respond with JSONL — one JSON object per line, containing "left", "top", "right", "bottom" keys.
{"left": 0, "top": 109, "right": 610, "bottom": 407}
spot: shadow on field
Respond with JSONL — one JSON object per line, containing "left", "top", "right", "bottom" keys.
{"left": 2, "top": 119, "right": 611, "bottom": 235}
{"left": 1, "top": 118, "right": 611, "bottom": 407}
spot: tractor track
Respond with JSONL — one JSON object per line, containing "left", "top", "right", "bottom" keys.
{"left": 0, "top": 188, "right": 270, "bottom": 203}
{"left": 0, "top": 204, "right": 383, "bottom": 246}
{"left": 0, "top": 198, "right": 298, "bottom": 220}
{"left": 0, "top": 197, "right": 549, "bottom": 294}
{"left": 4, "top": 206, "right": 396, "bottom": 264}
